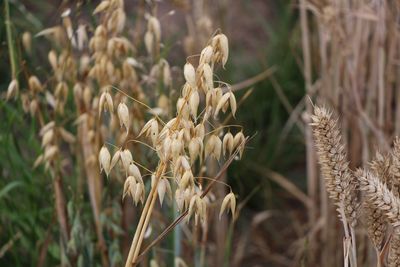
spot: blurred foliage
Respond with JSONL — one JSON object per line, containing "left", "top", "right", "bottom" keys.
{"left": 227, "top": 1, "right": 305, "bottom": 210}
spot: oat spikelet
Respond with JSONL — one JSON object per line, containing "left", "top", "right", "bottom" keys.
{"left": 388, "top": 228, "right": 400, "bottom": 267}
{"left": 310, "top": 106, "right": 358, "bottom": 226}
{"left": 364, "top": 152, "right": 390, "bottom": 250}
{"left": 357, "top": 170, "right": 400, "bottom": 226}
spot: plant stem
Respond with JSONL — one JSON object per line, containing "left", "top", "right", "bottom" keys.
{"left": 5, "top": 0, "right": 18, "bottom": 79}
{"left": 125, "top": 162, "right": 166, "bottom": 267}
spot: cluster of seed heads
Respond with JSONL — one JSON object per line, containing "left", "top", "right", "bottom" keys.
{"left": 98, "top": 30, "right": 246, "bottom": 225}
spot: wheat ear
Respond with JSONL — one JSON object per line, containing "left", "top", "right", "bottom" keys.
{"left": 310, "top": 106, "right": 358, "bottom": 226}
{"left": 356, "top": 170, "right": 400, "bottom": 226}
{"left": 365, "top": 152, "right": 390, "bottom": 251}
{"left": 388, "top": 227, "right": 400, "bottom": 267}
{"left": 310, "top": 106, "right": 359, "bottom": 267}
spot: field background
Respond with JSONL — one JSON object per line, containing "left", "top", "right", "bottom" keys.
{"left": 2, "top": 0, "right": 392, "bottom": 266}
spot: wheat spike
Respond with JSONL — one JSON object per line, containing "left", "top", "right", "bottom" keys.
{"left": 388, "top": 228, "right": 400, "bottom": 267}
{"left": 364, "top": 152, "right": 390, "bottom": 250}
{"left": 356, "top": 170, "right": 400, "bottom": 226}
{"left": 310, "top": 106, "right": 358, "bottom": 227}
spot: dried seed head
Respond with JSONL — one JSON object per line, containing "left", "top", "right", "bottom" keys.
{"left": 157, "top": 178, "right": 172, "bottom": 206}
{"left": 123, "top": 175, "right": 136, "bottom": 201}
{"left": 110, "top": 149, "right": 121, "bottom": 171}
{"left": 128, "top": 162, "right": 142, "bottom": 183}
{"left": 121, "top": 149, "right": 133, "bottom": 171}
{"left": 162, "top": 60, "right": 172, "bottom": 87}
{"left": 205, "top": 134, "right": 222, "bottom": 160}
{"left": 212, "top": 34, "right": 229, "bottom": 68}
{"left": 42, "top": 129, "right": 54, "bottom": 147}
{"left": 48, "top": 50, "right": 58, "bottom": 71}
{"left": 144, "top": 31, "right": 154, "bottom": 56}
{"left": 229, "top": 92, "right": 237, "bottom": 117}
{"left": 223, "top": 132, "right": 234, "bottom": 156}
{"left": 44, "top": 145, "right": 58, "bottom": 162}
{"left": 180, "top": 170, "right": 194, "bottom": 189}
{"left": 59, "top": 128, "right": 75, "bottom": 144}
{"left": 134, "top": 182, "right": 145, "bottom": 205}
{"left": 200, "top": 45, "right": 213, "bottom": 65}
{"left": 22, "top": 32, "right": 32, "bottom": 54}
{"left": 214, "top": 92, "right": 230, "bottom": 118}
{"left": 148, "top": 16, "right": 161, "bottom": 42}
{"left": 194, "top": 124, "right": 205, "bottom": 140}
{"left": 99, "top": 146, "right": 111, "bottom": 176}
{"left": 6, "top": 79, "right": 19, "bottom": 100}
{"left": 117, "top": 102, "right": 130, "bottom": 133}
{"left": 28, "top": 76, "right": 43, "bottom": 93}
{"left": 219, "top": 192, "right": 236, "bottom": 219}
{"left": 189, "top": 90, "right": 200, "bottom": 120}
{"left": 200, "top": 63, "right": 213, "bottom": 92}
{"left": 189, "top": 137, "right": 203, "bottom": 164}
{"left": 99, "top": 91, "right": 114, "bottom": 116}
{"left": 184, "top": 62, "right": 196, "bottom": 88}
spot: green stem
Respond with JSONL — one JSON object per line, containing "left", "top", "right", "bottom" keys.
{"left": 5, "top": 0, "right": 18, "bottom": 79}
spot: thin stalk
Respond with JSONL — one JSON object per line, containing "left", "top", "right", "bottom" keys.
{"left": 125, "top": 162, "right": 166, "bottom": 267}
{"left": 5, "top": 0, "right": 18, "bottom": 79}
{"left": 299, "top": 0, "right": 318, "bottom": 239}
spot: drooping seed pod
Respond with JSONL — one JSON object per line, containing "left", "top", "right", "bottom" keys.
{"left": 117, "top": 102, "right": 130, "bottom": 133}
{"left": 6, "top": 79, "right": 19, "bottom": 100}
{"left": 205, "top": 134, "right": 222, "bottom": 160}
{"left": 148, "top": 16, "right": 161, "bottom": 42}
{"left": 99, "top": 145, "right": 111, "bottom": 176}
{"left": 98, "top": 91, "right": 114, "bottom": 116}
{"left": 144, "top": 31, "right": 154, "bottom": 56}
{"left": 28, "top": 76, "right": 43, "bottom": 93}
{"left": 214, "top": 92, "right": 230, "bottom": 118}
{"left": 123, "top": 176, "right": 136, "bottom": 201}
{"left": 202, "top": 63, "right": 213, "bottom": 92}
{"left": 222, "top": 132, "right": 234, "bottom": 156}
{"left": 212, "top": 34, "right": 229, "bottom": 68}
{"left": 229, "top": 91, "right": 237, "bottom": 117}
{"left": 179, "top": 170, "right": 194, "bottom": 189}
{"left": 44, "top": 145, "right": 59, "bottom": 162}
{"left": 219, "top": 192, "right": 236, "bottom": 219}
{"left": 189, "top": 90, "right": 200, "bottom": 120}
{"left": 194, "top": 124, "right": 205, "bottom": 141}
{"left": 41, "top": 129, "right": 54, "bottom": 147}
{"left": 121, "top": 149, "right": 133, "bottom": 171}
{"left": 184, "top": 62, "right": 196, "bottom": 88}
{"left": 110, "top": 149, "right": 121, "bottom": 171}
{"left": 199, "top": 45, "right": 213, "bottom": 65}
{"left": 128, "top": 162, "right": 142, "bottom": 183}
{"left": 189, "top": 137, "right": 203, "bottom": 164}
{"left": 134, "top": 182, "right": 145, "bottom": 205}
{"left": 48, "top": 50, "right": 58, "bottom": 71}
{"left": 233, "top": 131, "right": 246, "bottom": 158}
{"left": 22, "top": 32, "right": 32, "bottom": 54}
{"left": 157, "top": 178, "right": 172, "bottom": 206}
